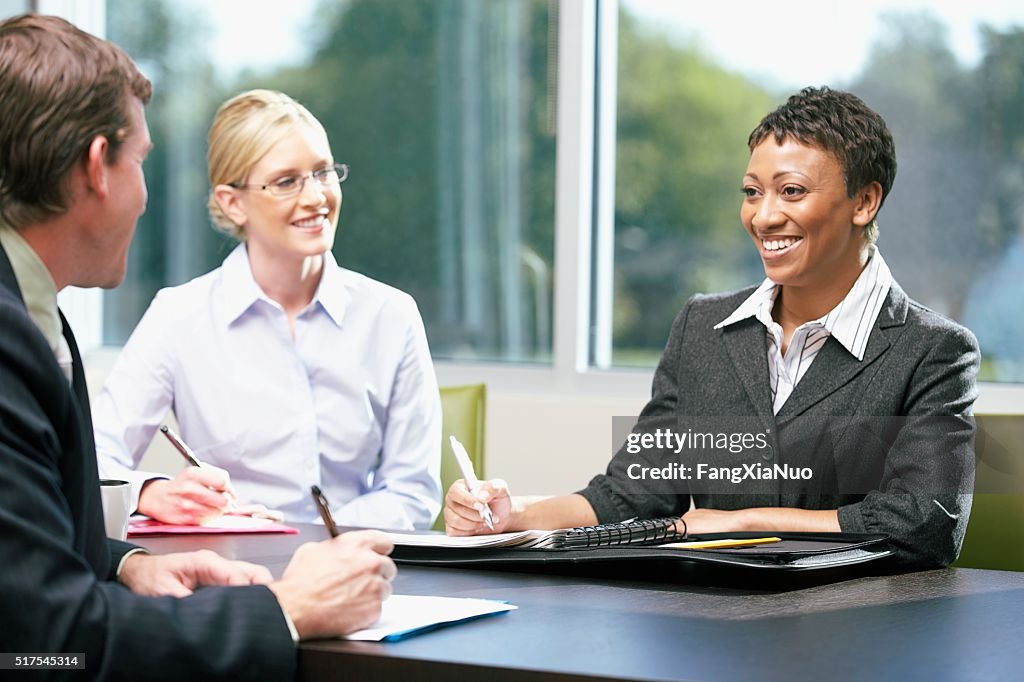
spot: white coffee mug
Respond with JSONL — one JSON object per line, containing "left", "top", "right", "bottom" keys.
{"left": 99, "top": 479, "right": 132, "bottom": 541}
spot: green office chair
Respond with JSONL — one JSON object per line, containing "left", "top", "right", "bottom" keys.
{"left": 433, "top": 384, "right": 487, "bottom": 530}
{"left": 953, "top": 494, "right": 1024, "bottom": 571}
{"left": 953, "top": 416, "right": 1024, "bottom": 571}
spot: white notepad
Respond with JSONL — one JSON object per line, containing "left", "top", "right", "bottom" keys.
{"left": 344, "top": 595, "right": 516, "bottom": 642}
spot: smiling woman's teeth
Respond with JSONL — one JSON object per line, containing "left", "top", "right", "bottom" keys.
{"left": 763, "top": 237, "right": 801, "bottom": 251}
{"left": 293, "top": 216, "right": 324, "bottom": 228}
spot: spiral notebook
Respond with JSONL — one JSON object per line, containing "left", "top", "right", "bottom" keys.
{"left": 386, "top": 517, "right": 685, "bottom": 550}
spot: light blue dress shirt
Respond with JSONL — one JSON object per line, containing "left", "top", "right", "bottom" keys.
{"left": 94, "top": 244, "right": 442, "bottom": 529}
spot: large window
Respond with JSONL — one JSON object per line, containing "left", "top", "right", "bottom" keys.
{"left": 603, "top": 0, "right": 1024, "bottom": 383}
{"left": 0, "top": 1, "right": 27, "bottom": 16}
{"left": 104, "top": 0, "right": 557, "bottom": 363}
{"left": 44, "top": 0, "right": 1021, "bottom": 411}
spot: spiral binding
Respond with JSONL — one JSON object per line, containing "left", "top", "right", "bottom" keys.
{"left": 537, "top": 517, "right": 686, "bottom": 550}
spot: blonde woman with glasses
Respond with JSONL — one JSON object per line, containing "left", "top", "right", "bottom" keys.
{"left": 94, "top": 89, "right": 441, "bottom": 530}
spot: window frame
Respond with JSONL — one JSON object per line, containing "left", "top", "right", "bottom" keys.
{"left": 50, "top": 0, "right": 1023, "bottom": 414}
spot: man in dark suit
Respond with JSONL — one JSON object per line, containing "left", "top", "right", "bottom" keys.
{"left": 0, "top": 14, "right": 396, "bottom": 680}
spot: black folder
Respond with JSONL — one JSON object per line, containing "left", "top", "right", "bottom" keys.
{"left": 391, "top": 531, "right": 892, "bottom": 572}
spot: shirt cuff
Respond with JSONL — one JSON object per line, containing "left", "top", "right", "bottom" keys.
{"left": 115, "top": 547, "right": 150, "bottom": 581}
{"left": 278, "top": 604, "right": 300, "bottom": 645}
{"left": 133, "top": 474, "right": 171, "bottom": 514}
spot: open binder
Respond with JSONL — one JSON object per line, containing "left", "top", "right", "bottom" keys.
{"left": 387, "top": 517, "right": 685, "bottom": 550}
{"left": 390, "top": 529, "right": 893, "bottom": 572}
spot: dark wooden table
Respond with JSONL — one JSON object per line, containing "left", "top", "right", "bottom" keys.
{"left": 136, "top": 524, "right": 1024, "bottom": 681}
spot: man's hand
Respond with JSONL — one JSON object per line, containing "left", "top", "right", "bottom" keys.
{"left": 268, "top": 530, "right": 396, "bottom": 640}
{"left": 137, "top": 466, "right": 236, "bottom": 525}
{"left": 118, "top": 550, "right": 273, "bottom": 597}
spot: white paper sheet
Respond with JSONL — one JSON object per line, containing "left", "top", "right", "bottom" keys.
{"left": 344, "top": 595, "right": 517, "bottom": 641}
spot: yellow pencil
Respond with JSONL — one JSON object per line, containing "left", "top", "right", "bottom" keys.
{"left": 656, "top": 536, "right": 782, "bottom": 550}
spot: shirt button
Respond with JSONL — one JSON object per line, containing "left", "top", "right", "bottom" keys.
{"left": 761, "top": 444, "right": 774, "bottom": 461}
{"left": 306, "top": 459, "right": 314, "bottom": 470}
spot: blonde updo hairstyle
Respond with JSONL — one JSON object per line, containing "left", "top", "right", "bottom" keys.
{"left": 207, "top": 89, "right": 325, "bottom": 239}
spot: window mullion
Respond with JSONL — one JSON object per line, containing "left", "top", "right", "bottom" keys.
{"left": 553, "top": 0, "right": 597, "bottom": 379}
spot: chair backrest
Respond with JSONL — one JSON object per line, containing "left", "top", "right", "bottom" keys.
{"left": 952, "top": 415, "right": 1024, "bottom": 571}
{"left": 434, "top": 384, "right": 487, "bottom": 530}
{"left": 953, "top": 494, "right": 1024, "bottom": 571}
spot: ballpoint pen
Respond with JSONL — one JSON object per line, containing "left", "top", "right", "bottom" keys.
{"left": 159, "top": 425, "right": 202, "bottom": 467}
{"left": 310, "top": 485, "right": 340, "bottom": 537}
{"left": 449, "top": 435, "right": 494, "bottom": 530}
{"left": 159, "top": 425, "right": 242, "bottom": 512}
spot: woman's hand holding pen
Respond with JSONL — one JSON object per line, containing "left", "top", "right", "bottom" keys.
{"left": 137, "top": 465, "right": 238, "bottom": 525}
{"left": 444, "top": 478, "right": 514, "bottom": 536}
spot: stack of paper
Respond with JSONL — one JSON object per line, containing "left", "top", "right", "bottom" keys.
{"left": 386, "top": 516, "right": 684, "bottom": 550}
{"left": 384, "top": 530, "right": 549, "bottom": 549}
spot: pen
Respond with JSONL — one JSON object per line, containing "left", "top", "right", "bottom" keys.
{"left": 660, "top": 537, "right": 782, "bottom": 550}
{"left": 159, "top": 425, "right": 202, "bottom": 467}
{"left": 449, "top": 435, "right": 494, "bottom": 531}
{"left": 159, "top": 425, "right": 238, "bottom": 509}
{"left": 310, "top": 485, "right": 339, "bottom": 537}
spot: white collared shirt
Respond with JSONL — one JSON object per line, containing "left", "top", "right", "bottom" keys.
{"left": 94, "top": 244, "right": 442, "bottom": 529}
{"left": 714, "top": 246, "right": 893, "bottom": 414}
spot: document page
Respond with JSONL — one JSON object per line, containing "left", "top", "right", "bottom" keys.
{"left": 384, "top": 530, "right": 549, "bottom": 548}
{"left": 344, "top": 595, "right": 517, "bottom": 642}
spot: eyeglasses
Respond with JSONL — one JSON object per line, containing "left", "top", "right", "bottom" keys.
{"left": 229, "top": 163, "right": 349, "bottom": 198}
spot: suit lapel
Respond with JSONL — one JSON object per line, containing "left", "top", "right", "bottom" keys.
{"left": 3, "top": 242, "right": 90, "bottom": 418}
{"left": 721, "top": 318, "right": 776, "bottom": 430}
{"left": 777, "top": 285, "right": 909, "bottom": 417}
{"left": 4, "top": 243, "right": 107, "bottom": 574}
{"left": 0, "top": 242, "right": 24, "bottom": 303}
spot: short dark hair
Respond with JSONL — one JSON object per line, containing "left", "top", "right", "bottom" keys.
{"left": 748, "top": 86, "right": 897, "bottom": 220}
{"left": 0, "top": 14, "right": 152, "bottom": 228}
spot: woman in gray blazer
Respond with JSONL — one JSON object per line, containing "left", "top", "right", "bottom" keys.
{"left": 445, "top": 87, "right": 979, "bottom": 568}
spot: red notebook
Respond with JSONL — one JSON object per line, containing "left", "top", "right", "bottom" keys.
{"left": 127, "top": 516, "right": 298, "bottom": 536}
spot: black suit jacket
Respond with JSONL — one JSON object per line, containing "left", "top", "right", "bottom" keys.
{"left": 0, "top": 244, "right": 296, "bottom": 680}
{"left": 580, "top": 284, "right": 980, "bottom": 568}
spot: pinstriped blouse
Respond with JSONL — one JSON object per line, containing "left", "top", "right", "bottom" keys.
{"left": 713, "top": 245, "right": 893, "bottom": 415}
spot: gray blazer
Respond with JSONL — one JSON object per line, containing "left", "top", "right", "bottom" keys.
{"left": 579, "top": 282, "right": 979, "bottom": 568}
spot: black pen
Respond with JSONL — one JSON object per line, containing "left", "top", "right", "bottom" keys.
{"left": 310, "top": 485, "right": 339, "bottom": 537}
{"left": 160, "top": 425, "right": 202, "bottom": 467}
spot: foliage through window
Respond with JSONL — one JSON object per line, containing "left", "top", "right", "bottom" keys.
{"left": 608, "top": 0, "right": 1024, "bottom": 383}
